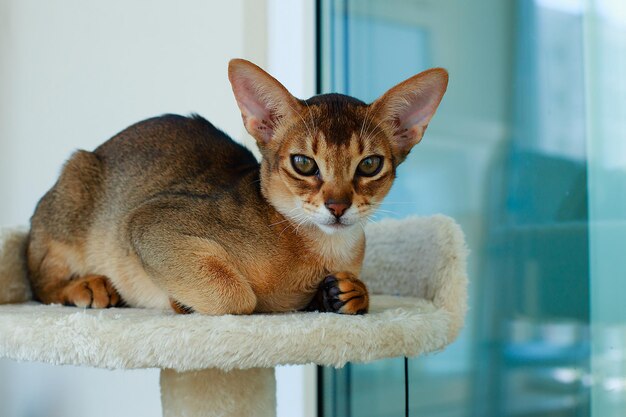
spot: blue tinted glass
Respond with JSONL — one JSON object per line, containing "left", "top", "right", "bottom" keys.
{"left": 320, "top": 0, "right": 591, "bottom": 416}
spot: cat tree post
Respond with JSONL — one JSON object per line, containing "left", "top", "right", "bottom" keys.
{"left": 160, "top": 368, "right": 276, "bottom": 417}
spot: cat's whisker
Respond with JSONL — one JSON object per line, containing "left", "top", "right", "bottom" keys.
{"left": 267, "top": 218, "right": 290, "bottom": 228}
{"left": 278, "top": 224, "right": 292, "bottom": 238}
{"left": 368, "top": 213, "right": 381, "bottom": 221}
{"left": 373, "top": 209, "right": 400, "bottom": 215}
{"left": 365, "top": 217, "right": 380, "bottom": 225}
{"left": 285, "top": 101, "right": 314, "bottom": 145}
{"left": 285, "top": 213, "right": 307, "bottom": 236}
{"left": 277, "top": 210, "right": 311, "bottom": 238}
{"left": 362, "top": 106, "right": 377, "bottom": 145}
{"left": 362, "top": 116, "right": 388, "bottom": 145}
{"left": 303, "top": 100, "right": 317, "bottom": 138}
{"left": 294, "top": 217, "right": 309, "bottom": 235}
{"left": 359, "top": 112, "right": 374, "bottom": 145}
{"left": 270, "top": 207, "right": 306, "bottom": 228}
{"left": 377, "top": 202, "right": 420, "bottom": 205}
{"left": 359, "top": 106, "right": 371, "bottom": 141}
{"left": 279, "top": 218, "right": 299, "bottom": 238}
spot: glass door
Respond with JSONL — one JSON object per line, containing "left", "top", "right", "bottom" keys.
{"left": 318, "top": 1, "right": 625, "bottom": 416}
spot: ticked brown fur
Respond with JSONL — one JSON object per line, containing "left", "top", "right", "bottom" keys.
{"left": 27, "top": 59, "right": 448, "bottom": 315}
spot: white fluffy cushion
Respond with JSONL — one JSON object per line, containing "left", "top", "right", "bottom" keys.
{"left": 0, "top": 216, "right": 468, "bottom": 371}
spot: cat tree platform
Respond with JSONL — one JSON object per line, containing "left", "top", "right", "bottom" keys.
{"left": 0, "top": 216, "right": 468, "bottom": 417}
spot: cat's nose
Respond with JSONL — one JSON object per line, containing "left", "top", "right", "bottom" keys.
{"left": 325, "top": 199, "right": 351, "bottom": 218}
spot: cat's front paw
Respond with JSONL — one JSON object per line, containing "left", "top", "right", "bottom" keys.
{"left": 317, "top": 272, "right": 369, "bottom": 315}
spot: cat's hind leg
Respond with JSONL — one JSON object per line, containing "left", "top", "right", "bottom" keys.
{"left": 27, "top": 150, "right": 121, "bottom": 308}
{"left": 27, "top": 239, "right": 122, "bottom": 308}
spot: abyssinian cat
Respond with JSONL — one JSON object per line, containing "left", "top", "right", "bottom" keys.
{"left": 26, "top": 59, "right": 448, "bottom": 315}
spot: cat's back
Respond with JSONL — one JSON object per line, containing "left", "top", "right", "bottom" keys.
{"left": 29, "top": 113, "right": 259, "bottom": 255}
{"left": 95, "top": 114, "right": 257, "bottom": 189}
{"left": 87, "top": 113, "right": 260, "bottom": 222}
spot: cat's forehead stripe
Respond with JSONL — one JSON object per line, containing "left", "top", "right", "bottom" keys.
{"left": 304, "top": 96, "right": 367, "bottom": 148}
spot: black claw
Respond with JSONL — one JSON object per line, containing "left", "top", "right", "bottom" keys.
{"left": 328, "top": 286, "right": 340, "bottom": 296}
{"left": 332, "top": 300, "right": 345, "bottom": 311}
{"left": 322, "top": 275, "right": 337, "bottom": 288}
{"left": 322, "top": 295, "right": 334, "bottom": 312}
{"left": 172, "top": 299, "right": 195, "bottom": 314}
{"left": 321, "top": 276, "right": 343, "bottom": 312}
{"left": 306, "top": 274, "right": 356, "bottom": 313}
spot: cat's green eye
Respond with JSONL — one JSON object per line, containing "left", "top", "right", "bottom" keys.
{"left": 291, "top": 154, "right": 318, "bottom": 176}
{"left": 356, "top": 156, "right": 383, "bottom": 177}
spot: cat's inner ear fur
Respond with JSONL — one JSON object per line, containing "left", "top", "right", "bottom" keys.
{"left": 228, "top": 59, "right": 301, "bottom": 145}
{"left": 370, "top": 68, "right": 448, "bottom": 162}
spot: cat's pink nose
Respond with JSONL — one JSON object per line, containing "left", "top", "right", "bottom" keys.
{"left": 325, "top": 200, "right": 351, "bottom": 218}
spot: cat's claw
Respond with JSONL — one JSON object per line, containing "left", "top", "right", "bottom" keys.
{"left": 315, "top": 272, "right": 369, "bottom": 315}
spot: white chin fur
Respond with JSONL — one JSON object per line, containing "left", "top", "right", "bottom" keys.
{"left": 317, "top": 222, "right": 355, "bottom": 234}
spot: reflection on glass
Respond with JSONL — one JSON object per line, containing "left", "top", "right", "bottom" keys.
{"left": 319, "top": 0, "right": 599, "bottom": 416}
{"left": 586, "top": 2, "right": 626, "bottom": 417}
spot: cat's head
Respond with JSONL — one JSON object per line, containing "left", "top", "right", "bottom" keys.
{"left": 228, "top": 59, "right": 447, "bottom": 234}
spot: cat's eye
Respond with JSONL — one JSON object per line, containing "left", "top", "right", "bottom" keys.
{"left": 356, "top": 156, "right": 383, "bottom": 177}
{"left": 291, "top": 154, "right": 318, "bottom": 176}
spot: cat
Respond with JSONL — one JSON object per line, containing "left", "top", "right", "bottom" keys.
{"left": 26, "top": 59, "right": 448, "bottom": 315}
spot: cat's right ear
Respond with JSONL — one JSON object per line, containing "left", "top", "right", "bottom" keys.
{"left": 370, "top": 68, "right": 448, "bottom": 163}
{"left": 228, "top": 59, "right": 301, "bottom": 145}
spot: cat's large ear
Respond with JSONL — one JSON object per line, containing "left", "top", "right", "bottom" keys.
{"left": 370, "top": 68, "right": 448, "bottom": 162}
{"left": 228, "top": 59, "right": 301, "bottom": 145}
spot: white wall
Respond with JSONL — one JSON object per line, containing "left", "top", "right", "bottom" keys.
{"left": 0, "top": 0, "right": 315, "bottom": 416}
{"left": 0, "top": 0, "right": 262, "bottom": 227}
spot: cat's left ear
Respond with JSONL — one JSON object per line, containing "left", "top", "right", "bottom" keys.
{"left": 228, "top": 58, "right": 301, "bottom": 146}
{"left": 370, "top": 68, "right": 448, "bottom": 162}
